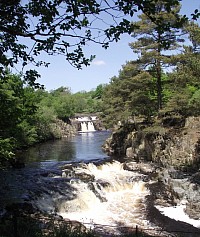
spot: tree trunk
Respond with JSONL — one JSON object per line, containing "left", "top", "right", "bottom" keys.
{"left": 156, "top": 59, "right": 162, "bottom": 110}
{"left": 156, "top": 37, "right": 162, "bottom": 110}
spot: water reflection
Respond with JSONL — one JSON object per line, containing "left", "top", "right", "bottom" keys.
{"left": 19, "top": 138, "right": 76, "bottom": 164}
{"left": 76, "top": 132, "right": 99, "bottom": 161}
{"left": 20, "top": 131, "right": 111, "bottom": 165}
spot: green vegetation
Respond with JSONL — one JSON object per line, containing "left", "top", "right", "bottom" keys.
{"left": 0, "top": 72, "right": 104, "bottom": 166}
{"left": 101, "top": 2, "right": 200, "bottom": 128}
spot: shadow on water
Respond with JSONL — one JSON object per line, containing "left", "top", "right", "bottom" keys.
{"left": 18, "top": 131, "right": 111, "bottom": 165}
{"left": 0, "top": 131, "right": 111, "bottom": 209}
{"left": 18, "top": 138, "right": 77, "bottom": 164}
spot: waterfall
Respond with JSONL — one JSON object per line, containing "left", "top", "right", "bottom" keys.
{"left": 87, "top": 121, "right": 95, "bottom": 132}
{"left": 78, "top": 117, "right": 96, "bottom": 132}
{"left": 80, "top": 122, "right": 88, "bottom": 132}
{"left": 80, "top": 121, "right": 95, "bottom": 132}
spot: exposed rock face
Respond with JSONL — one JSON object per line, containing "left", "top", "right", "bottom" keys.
{"left": 93, "top": 119, "right": 106, "bottom": 131}
{"left": 103, "top": 116, "right": 200, "bottom": 169}
{"left": 150, "top": 116, "right": 200, "bottom": 168}
{"left": 102, "top": 123, "right": 137, "bottom": 156}
{"left": 102, "top": 116, "right": 200, "bottom": 221}
{"left": 53, "top": 119, "right": 77, "bottom": 137}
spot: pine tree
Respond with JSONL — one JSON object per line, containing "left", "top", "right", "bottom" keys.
{"left": 129, "top": 0, "right": 185, "bottom": 110}
{"left": 166, "top": 22, "right": 200, "bottom": 116}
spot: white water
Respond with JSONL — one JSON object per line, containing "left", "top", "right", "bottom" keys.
{"left": 34, "top": 159, "right": 200, "bottom": 235}
{"left": 77, "top": 117, "right": 96, "bottom": 132}
{"left": 156, "top": 203, "right": 200, "bottom": 228}
{"left": 80, "top": 121, "right": 95, "bottom": 132}
{"left": 80, "top": 122, "right": 88, "bottom": 132}
{"left": 87, "top": 121, "right": 95, "bottom": 132}
{"left": 58, "top": 161, "right": 150, "bottom": 231}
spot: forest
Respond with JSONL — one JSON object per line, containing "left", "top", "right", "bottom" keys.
{"left": 0, "top": 0, "right": 200, "bottom": 167}
{"left": 0, "top": 76, "right": 105, "bottom": 166}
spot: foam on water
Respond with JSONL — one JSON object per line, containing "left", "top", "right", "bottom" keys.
{"left": 34, "top": 160, "right": 200, "bottom": 235}
{"left": 58, "top": 161, "right": 150, "bottom": 228}
{"left": 156, "top": 203, "right": 200, "bottom": 228}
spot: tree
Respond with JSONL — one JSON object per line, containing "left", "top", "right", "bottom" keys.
{"left": 129, "top": 1, "right": 185, "bottom": 110}
{"left": 101, "top": 61, "right": 156, "bottom": 127}
{"left": 164, "top": 22, "right": 200, "bottom": 116}
{"left": 72, "top": 92, "right": 88, "bottom": 113}
{"left": 0, "top": 71, "right": 39, "bottom": 162}
{"left": 0, "top": 72, "right": 24, "bottom": 139}
{"left": 91, "top": 84, "right": 106, "bottom": 99}
{"left": 0, "top": 0, "right": 191, "bottom": 85}
{"left": 46, "top": 87, "right": 75, "bottom": 120}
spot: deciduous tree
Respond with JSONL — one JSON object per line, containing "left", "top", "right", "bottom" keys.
{"left": 0, "top": 0, "right": 191, "bottom": 85}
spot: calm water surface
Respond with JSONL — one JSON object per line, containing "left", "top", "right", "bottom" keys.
{"left": 21, "top": 131, "right": 111, "bottom": 166}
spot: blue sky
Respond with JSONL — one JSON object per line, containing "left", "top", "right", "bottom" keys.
{"left": 21, "top": 0, "right": 200, "bottom": 93}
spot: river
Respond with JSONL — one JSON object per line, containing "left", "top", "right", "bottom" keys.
{"left": 20, "top": 131, "right": 111, "bottom": 164}
{"left": 0, "top": 131, "right": 111, "bottom": 208}
{"left": 1, "top": 131, "right": 200, "bottom": 236}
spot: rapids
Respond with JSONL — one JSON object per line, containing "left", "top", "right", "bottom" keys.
{"left": 34, "top": 160, "right": 153, "bottom": 235}
{"left": 58, "top": 161, "right": 149, "bottom": 227}
{"left": 1, "top": 131, "right": 200, "bottom": 236}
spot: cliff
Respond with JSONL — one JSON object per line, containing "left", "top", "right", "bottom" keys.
{"left": 103, "top": 116, "right": 200, "bottom": 170}
{"left": 102, "top": 115, "right": 200, "bottom": 220}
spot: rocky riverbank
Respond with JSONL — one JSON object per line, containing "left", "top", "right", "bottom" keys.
{"left": 0, "top": 202, "right": 88, "bottom": 237}
{"left": 52, "top": 119, "right": 77, "bottom": 137}
{"left": 102, "top": 116, "right": 200, "bottom": 168}
{"left": 102, "top": 115, "right": 200, "bottom": 223}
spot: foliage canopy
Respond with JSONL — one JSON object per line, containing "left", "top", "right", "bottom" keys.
{"left": 101, "top": 16, "right": 200, "bottom": 127}
{"left": 1, "top": 0, "right": 197, "bottom": 85}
